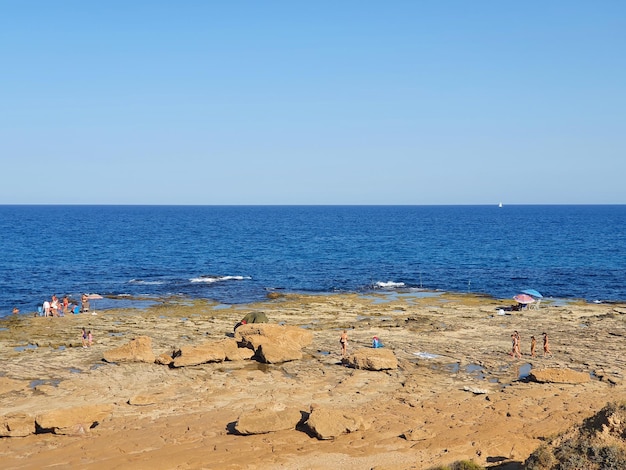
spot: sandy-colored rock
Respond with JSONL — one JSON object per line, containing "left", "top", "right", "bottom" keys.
{"left": 1, "top": 293, "right": 626, "bottom": 469}
{"left": 128, "top": 394, "right": 165, "bottom": 406}
{"left": 155, "top": 352, "right": 174, "bottom": 365}
{"left": 403, "top": 427, "right": 436, "bottom": 441}
{"left": 0, "top": 413, "right": 35, "bottom": 437}
{"left": 235, "top": 406, "right": 302, "bottom": 435}
{"left": 223, "top": 339, "right": 255, "bottom": 361}
{"left": 305, "top": 406, "right": 366, "bottom": 440}
{"left": 347, "top": 348, "right": 398, "bottom": 370}
{"left": 235, "top": 323, "right": 313, "bottom": 350}
{"left": 0, "top": 377, "right": 26, "bottom": 395}
{"left": 36, "top": 404, "right": 113, "bottom": 435}
{"left": 103, "top": 336, "right": 156, "bottom": 363}
{"left": 524, "top": 402, "right": 626, "bottom": 468}
{"left": 172, "top": 341, "right": 227, "bottom": 367}
{"left": 170, "top": 338, "right": 254, "bottom": 366}
{"left": 530, "top": 368, "right": 591, "bottom": 384}
{"left": 256, "top": 342, "right": 303, "bottom": 363}
{"left": 33, "top": 384, "right": 58, "bottom": 395}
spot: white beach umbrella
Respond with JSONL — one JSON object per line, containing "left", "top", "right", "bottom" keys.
{"left": 87, "top": 294, "right": 103, "bottom": 315}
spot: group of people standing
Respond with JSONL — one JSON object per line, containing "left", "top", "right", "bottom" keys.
{"left": 339, "top": 329, "right": 553, "bottom": 361}
{"left": 39, "top": 294, "right": 92, "bottom": 317}
{"left": 41, "top": 294, "right": 72, "bottom": 317}
{"left": 510, "top": 331, "right": 552, "bottom": 358}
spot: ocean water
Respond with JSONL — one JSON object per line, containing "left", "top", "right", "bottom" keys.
{"left": 1, "top": 205, "right": 625, "bottom": 317}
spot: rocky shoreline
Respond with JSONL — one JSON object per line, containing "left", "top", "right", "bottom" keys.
{"left": 1, "top": 292, "right": 626, "bottom": 469}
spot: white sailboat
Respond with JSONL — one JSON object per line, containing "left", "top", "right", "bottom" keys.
{"left": 498, "top": 202, "right": 503, "bottom": 208}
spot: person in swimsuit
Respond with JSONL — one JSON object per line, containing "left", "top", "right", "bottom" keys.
{"left": 340, "top": 330, "right": 348, "bottom": 357}
{"left": 512, "top": 333, "right": 521, "bottom": 359}
{"left": 81, "top": 328, "right": 88, "bottom": 348}
{"left": 530, "top": 335, "right": 537, "bottom": 357}
{"left": 81, "top": 294, "right": 90, "bottom": 313}
{"left": 543, "top": 332, "right": 552, "bottom": 356}
{"left": 87, "top": 331, "right": 93, "bottom": 347}
{"left": 50, "top": 295, "right": 59, "bottom": 317}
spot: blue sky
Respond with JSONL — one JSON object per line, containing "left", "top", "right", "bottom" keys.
{"left": 1, "top": 1, "right": 624, "bottom": 204}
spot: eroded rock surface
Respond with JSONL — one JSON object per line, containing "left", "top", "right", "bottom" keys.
{"left": 235, "top": 406, "right": 302, "bottom": 435}
{"left": 103, "top": 336, "right": 156, "bottom": 363}
{"left": 1, "top": 294, "right": 625, "bottom": 470}
{"left": 347, "top": 348, "right": 398, "bottom": 370}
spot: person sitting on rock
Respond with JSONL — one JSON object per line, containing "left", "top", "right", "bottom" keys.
{"left": 234, "top": 311, "right": 269, "bottom": 331}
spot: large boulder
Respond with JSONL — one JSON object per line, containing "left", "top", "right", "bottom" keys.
{"left": 36, "top": 404, "right": 113, "bottom": 435}
{"left": 172, "top": 342, "right": 227, "bottom": 367}
{"left": 103, "top": 336, "right": 156, "bottom": 363}
{"left": 170, "top": 339, "right": 255, "bottom": 367}
{"left": 347, "top": 348, "right": 398, "bottom": 371}
{"left": 530, "top": 368, "right": 591, "bottom": 384}
{"left": 235, "top": 406, "right": 302, "bottom": 435}
{"left": 0, "top": 413, "right": 35, "bottom": 437}
{"left": 257, "top": 343, "right": 303, "bottom": 364}
{"left": 222, "top": 340, "right": 255, "bottom": 361}
{"left": 235, "top": 323, "right": 313, "bottom": 351}
{"left": 305, "top": 406, "right": 366, "bottom": 440}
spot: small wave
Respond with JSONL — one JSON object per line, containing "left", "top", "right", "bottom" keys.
{"left": 375, "top": 281, "right": 406, "bottom": 289}
{"left": 190, "top": 275, "right": 251, "bottom": 284}
{"left": 128, "top": 279, "right": 165, "bottom": 285}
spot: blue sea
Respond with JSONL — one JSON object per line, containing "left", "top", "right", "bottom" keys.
{"left": 1, "top": 205, "right": 625, "bottom": 317}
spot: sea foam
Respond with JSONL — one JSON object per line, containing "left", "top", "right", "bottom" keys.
{"left": 190, "top": 275, "right": 250, "bottom": 283}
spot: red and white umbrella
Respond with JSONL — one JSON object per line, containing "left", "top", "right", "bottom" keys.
{"left": 514, "top": 293, "right": 535, "bottom": 304}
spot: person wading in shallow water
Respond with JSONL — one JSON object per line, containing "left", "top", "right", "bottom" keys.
{"left": 340, "top": 330, "right": 348, "bottom": 357}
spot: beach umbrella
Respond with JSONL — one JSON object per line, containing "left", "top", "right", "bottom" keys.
{"left": 522, "top": 289, "right": 543, "bottom": 299}
{"left": 514, "top": 294, "right": 536, "bottom": 305}
{"left": 87, "top": 293, "right": 103, "bottom": 314}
